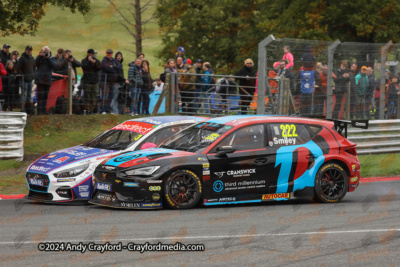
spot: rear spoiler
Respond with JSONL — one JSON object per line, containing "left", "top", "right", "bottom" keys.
{"left": 327, "top": 119, "right": 369, "bottom": 138}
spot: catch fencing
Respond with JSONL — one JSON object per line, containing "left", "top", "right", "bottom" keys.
{"left": 258, "top": 35, "right": 400, "bottom": 120}
{"left": 0, "top": 112, "right": 27, "bottom": 161}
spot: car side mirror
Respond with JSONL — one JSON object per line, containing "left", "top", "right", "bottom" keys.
{"left": 216, "top": 146, "right": 236, "bottom": 157}
{"left": 141, "top": 142, "right": 157, "bottom": 150}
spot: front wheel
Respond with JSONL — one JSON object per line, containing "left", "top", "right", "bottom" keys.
{"left": 314, "top": 163, "right": 348, "bottom": 203}
{"left": 164, "top": 170, "right": 202, "bottom": 209}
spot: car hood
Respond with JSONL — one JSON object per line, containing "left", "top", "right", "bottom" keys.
{"left": 101, "top": 148, "right": 196, "bottom": 168}
{"left": 28, "top": 145, "right": 116, "bottom": 174}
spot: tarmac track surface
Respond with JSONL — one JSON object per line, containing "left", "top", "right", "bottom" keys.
{"left": 0, "top": 181, "right": 399, "bottom": 266}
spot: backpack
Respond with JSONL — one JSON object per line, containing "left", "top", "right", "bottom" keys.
{"left": 55, "top": 95, "right": 67, "bottom": 114}
{"left": 300, "top": 70, "right": 315, "bottom": 94}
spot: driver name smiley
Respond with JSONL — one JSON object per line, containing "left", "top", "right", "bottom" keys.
{"left": 273, "top": 137, "right": 296, "bottom": 145}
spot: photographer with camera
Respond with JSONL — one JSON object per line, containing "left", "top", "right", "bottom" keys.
{"left": 65, "top": 49, "right": 81, "bottom": 84}
{"left": 81, "top": 49, "right": 102, "bottom": 114}
{"left": 35, "top": 46, "right": 55, "bottom": 115}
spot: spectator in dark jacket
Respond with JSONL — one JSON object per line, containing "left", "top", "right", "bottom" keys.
{"left": 235, "top": 58, "right": 256, "bottom": 114}
{"left": 333, "top": 60, "right": 350, "bottom": 119}
{"left": 140, "top": 59, "right": 153, "bottom": 115}
{"left": 0, "top": 44, "right": 11, "bottom": 99}
{"left": 81, "top": 49, "right": 102, "bottom": 113}
{"left": 0, "top": 44, "right": 11, "bottom": 67}
{"left": 52, "top": 48, "right": 69, "bottom": 78}
{"left": 99, "top": 49, "right": 121, "bottom": 114}
{"left": 35, "top": 46, "right": 55, "bottom": 115}
{"left": 114, "top": 51, "right": 129, "bottom": 114}
{"left": 2, "top": 61, "right": 18, "bottom": 111}
{"left": 128, "top": 58, "right": 143, "bottom": 115}
{"left": 194, "top": 59, "right": 202, "bottom": 90}
{"left": 0, "top": 62, "right": 7, "bottom": 111}
{"left": 17, "top": 45, "right": 35, "bottom": 110}
{"left": 349, "top": 63, "right": 358, "bottom": 119}
{"left": 386, "top": 75, "right": 399, "bottom": 119}
{"left": 64, "top": 49, "right": 81, "bottom": 84}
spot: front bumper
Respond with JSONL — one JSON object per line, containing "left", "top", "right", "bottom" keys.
{"left": 89, "top": 169, "right": 163, "bottom": 209}
{"left": 25, "top": 172, "right": 93, "bottom": 203}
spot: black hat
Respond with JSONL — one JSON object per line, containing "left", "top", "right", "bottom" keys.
{"left": 3, "top": 44, "right": 10, "bottom": 49}
{"left": 87, "top": 49, "right": 95, "bottom": 54}
{"left": 25, "top": 45, "right": 33, "bottom": 51}
{"left": 195, "top": 59, "right": 202, "bottom": 63}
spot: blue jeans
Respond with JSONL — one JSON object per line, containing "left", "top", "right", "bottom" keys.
{"left": 130, "top": 87, "right": 141, "bottom": 114}
{"left": 22, "top": 81, "right": 32, "bottom": 103}
{"left": 99, "top": 83, "right": 118, "bottom": 113}
{"left": 193, "top": 88, "right": 209, "bottom": 114}
{"left": 110, "top": 83, "right": 120, "bottom": 114}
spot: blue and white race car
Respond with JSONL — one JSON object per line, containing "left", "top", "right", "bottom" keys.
{"left": 24, "top": 116, "right": 206, "bottom": 203}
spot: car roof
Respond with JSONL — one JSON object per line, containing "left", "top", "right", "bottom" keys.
{"left": 123, "top": 116, "right": 207, "bottom": 125}
{"left": 206, "top": 115, "right": 334, "bottom": 128}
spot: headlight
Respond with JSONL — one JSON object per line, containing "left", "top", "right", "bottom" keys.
{"left": 125, "top": 166, "right": 160, "bottom": 176}
{"left": 53, "top": 164, "right": 89, "bottom": 178}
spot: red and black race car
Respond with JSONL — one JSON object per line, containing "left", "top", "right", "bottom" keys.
{"left": 89, "top": 115, "right": 368, "bottom": 209}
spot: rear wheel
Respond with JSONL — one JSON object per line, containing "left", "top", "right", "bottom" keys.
{"left": 314, "top": 163, "right": 348, "bottom": 203}
{"left": 164, "top": 169, "right": 202, "bottom": 209}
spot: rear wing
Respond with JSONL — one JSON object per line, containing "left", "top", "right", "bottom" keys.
{"left": 327, "top": 119, "right": 369, "bottom": 138}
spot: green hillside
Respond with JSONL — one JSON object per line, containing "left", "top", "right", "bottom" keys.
{"left": 2, "top": 0, "right": 164, "bottom": 76}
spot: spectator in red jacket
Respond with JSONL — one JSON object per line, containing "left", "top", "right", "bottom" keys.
{"left": 0, "top": 62, "right": 8, "bottom": 111}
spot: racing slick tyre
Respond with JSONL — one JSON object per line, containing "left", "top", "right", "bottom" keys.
{"left": 314, "top": 163, "right": 348, "bottom": 203}
{"left": 164, "top": 169, "right": 202, "bottom": 209}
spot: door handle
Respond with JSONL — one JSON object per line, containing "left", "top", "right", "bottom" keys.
{"left": 254, "top": 158, "right": 269, "bottom": 166}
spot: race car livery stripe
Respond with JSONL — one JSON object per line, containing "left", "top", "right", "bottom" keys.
{"left": 103, "top": 148, "right": 179, "bottom": 167}
{"left": 275, "top": 140, "right": 325, "bottom": 193}
{"left": 74, "top": 174, "right": 92, "bottom": 187}
{"left": 204, "top": 199, "right": 261, "bottom": 206}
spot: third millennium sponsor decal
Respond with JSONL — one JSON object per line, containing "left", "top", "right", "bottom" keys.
{"left": 262, "top": 193, "right": 290, "bottom": 200}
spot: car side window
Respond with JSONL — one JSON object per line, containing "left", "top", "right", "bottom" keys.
{"left": 213, "top": 124, "right": 265, "bottom": 152}
{"left": 135, "top": 124, "right": 190, "bottom": 150}
{"left": 269, "top": 123, "right": 311, "bottom": 147}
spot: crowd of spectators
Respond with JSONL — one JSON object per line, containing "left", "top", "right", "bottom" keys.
{"left": 268, "top": 46, "right": 400, "bottom": 119}
{"left": 0, "top": 43, "right": 399, "bottom": 119}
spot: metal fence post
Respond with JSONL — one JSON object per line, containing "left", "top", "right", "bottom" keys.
{"left": 257, "top": 35, "right": 275, "bottom": 115}
{"left": 67, "top": 67, "right": 72, "bottom": 115}
{"left": 380, "top": 41, "right": 394, "bottom": 120}
{"left": 327, "top": 40, "right": 341, "bottom": 119}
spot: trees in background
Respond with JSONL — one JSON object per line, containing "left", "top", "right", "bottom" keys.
{"left": 156, "top": 0, "right": 400, "bottom": 72}
{"left": 0, "top": 0, "right": 90, "bottom": 36}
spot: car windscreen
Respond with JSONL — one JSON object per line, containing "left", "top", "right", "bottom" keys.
{"left": 160, "top": 122, "right": 232, "bottom": 152}
{"left": 82, "top": 130, "right": 145, "bottom": 151}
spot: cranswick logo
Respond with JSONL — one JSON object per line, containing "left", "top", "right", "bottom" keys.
{"left": 30, "top": 165, "right": 51, "bottom": 172}
{"left": 113, "top": 154, "right": 142, "bottom": 163}
{"left": 214, "top": 172, "right": 225, "bottom": 178}
{"left": 227, "top": 169, "right": 255, "bottom": 176}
